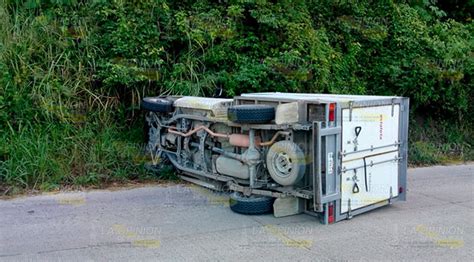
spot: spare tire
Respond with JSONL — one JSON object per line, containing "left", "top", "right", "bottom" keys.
{"left": 141, "top": 97, "right": 174, "bottom": 113}
{"left": 266, "top": 140, "right": 306, "bottom": 186}
{"left": 228, "top": 104, "right": 275, "bottom": 124}
{"left": 229, "top": 192, "right": 274, "bottom": 215}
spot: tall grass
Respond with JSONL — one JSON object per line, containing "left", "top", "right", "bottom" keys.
{"left": 0, "top": 122, "right": 152, "bottom": 194}
{"left": 0, "top": 2, "right": 154, "bottom": 195}
{"left": 409, "top": 118, "right": 473, "bottom": 166}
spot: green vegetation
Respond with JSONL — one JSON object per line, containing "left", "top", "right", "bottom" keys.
{"left": 1, "top": 0, "right": 472, "bottom": 194}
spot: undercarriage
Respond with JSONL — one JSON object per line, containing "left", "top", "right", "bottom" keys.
{"left": 141, "top": 93, "right": 409, "bottom": 224}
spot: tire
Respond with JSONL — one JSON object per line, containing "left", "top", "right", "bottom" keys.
{"left": 266, "top": 141, "right": 306, "bottom": 186}
{"left": 141, "top": 97, "right": 174, "bottom": 113}
{"left": 229, "top": 192, "right": 274, "bottom": 215}
{"left": 228, "top": 104, "right": 275, "bottom": 124}
{"left": 144, "top": 157, "right": 176, "bottom": 177}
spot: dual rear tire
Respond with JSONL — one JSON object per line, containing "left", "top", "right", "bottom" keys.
{"left": 229, "top": 192, "right": 274, "bottom": 215}
{"left": 227, "top": 104, "right": 275, "bottom": 124}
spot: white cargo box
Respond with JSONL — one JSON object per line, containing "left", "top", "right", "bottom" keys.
{"left": 238, "top": 92, "right": 409, "bottom": 223}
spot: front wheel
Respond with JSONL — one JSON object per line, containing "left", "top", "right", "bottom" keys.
{"left": 141, "top": 97, "right": 174, "bottom": 113}
{"left": 229, "top": 192, "right": 274, "bottom": 215}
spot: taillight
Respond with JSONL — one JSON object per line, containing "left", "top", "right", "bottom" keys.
{"left": 399, "top": 187, "right": 404, "bottom": 194}
{"left": 328, "top": 103, "right": 336, "bottom": 122}
{"left": 328, "top": 203, "right": 334, "bottom": 224}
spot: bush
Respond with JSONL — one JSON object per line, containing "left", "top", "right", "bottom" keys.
{"left": 0, "top": 0, "right": 472, "bottom": 193}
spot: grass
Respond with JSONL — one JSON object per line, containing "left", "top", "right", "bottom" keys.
{"left": 0, "top": 122, "right": 157, "bottom": 194}
{"left": 0, "top": 2, "right": 179, "bottom": 196}
{"left": 0, "top": 1, "right": 153, "bottom": 195}
{"left": 408, "top": 118, "right": 473, "bottom": 166}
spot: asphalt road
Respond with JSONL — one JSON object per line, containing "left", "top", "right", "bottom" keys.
{"left": 1, "top": 164, "right": 473, "bottom": 261}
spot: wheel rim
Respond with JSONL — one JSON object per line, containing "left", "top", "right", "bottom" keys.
{"left": 273, "top": 152, "right": 293, "bottom": 177}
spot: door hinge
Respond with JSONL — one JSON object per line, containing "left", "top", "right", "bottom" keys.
{"left": 391, "top": 98, "right": 395, "bottom": 117}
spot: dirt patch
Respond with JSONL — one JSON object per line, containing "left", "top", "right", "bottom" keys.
{"left": 0, "top": 179, "right": 190, "bottom": 200}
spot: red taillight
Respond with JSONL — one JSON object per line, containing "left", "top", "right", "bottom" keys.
{"left": 399, "top": 187, "right": 404, "bottom": 194}
{"left": 328, "top": 103, "right": 336, "bottom": 122}
{"left": 328, "top": 203, "right": 334, "bottom": 224}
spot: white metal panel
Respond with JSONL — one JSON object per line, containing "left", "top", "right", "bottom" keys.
{"left": 340, "top": 105, "right": 400, "bottom": 213}
{"left": 241, "top": 92, "right": 401, "bottom": 103}
{"left": 174, "top": 97, "right": 233, "bottom": 110}
{"left": 275, "top": 102, "right": 299, "bottom": 125}
{"left": 342, "top": 105, "right": 400, "bottom": 161}
{"left": 341, "top": 151, "right": 399, "bottom": 213}
{"left": 174, "top": 97, "right": 233, "bottom": 118}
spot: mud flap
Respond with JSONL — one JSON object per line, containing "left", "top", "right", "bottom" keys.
{"left": 273, "top": 197, "right": 304, "bottom": 218}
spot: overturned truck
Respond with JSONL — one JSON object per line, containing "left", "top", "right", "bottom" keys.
{"left": 142, "top": 92, "right": 409, "bottom": 224}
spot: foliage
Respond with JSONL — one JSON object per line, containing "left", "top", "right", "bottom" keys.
{"left": 409, "top": 117, "right": 473, "bottom": 165}
{"left": 0, "top": 0, "right": 472, "bottom": 193}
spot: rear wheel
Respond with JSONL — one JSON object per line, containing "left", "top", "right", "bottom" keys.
{"left": 229, "top": 192, "right": 274, "bottom": 215}
{"left": 227, "top": 104, "right": 275, "bottom": 124}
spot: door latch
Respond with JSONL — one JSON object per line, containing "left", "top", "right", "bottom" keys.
{"left": 353, "top": 126, "right": 362, "bottom": 151}
{"left": 352, "top": 169, "right": 360, "bottom": 194}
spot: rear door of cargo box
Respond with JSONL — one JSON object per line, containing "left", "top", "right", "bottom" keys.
{"left": 340, "top": 105, "right": 400, "bottom": 213}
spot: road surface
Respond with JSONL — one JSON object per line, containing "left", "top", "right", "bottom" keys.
{"left": 1, "top": 164, "right": 473, "bottom": 261}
